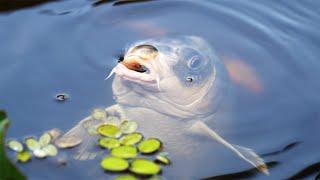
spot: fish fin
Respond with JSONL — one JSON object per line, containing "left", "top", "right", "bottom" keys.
{"left": 57, "top": 116, "right": 102, "bottom": 161}
{"left": 56, "top": 105, "right": 124, "bottom": 161}
{"left": 190, "top": 121, "right": 269, "bottom": 175}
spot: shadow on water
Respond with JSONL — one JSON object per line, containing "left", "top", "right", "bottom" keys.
{"left": 0, "top": 0, "right": 56, "bottom": 13}
{"left": 93, "top": 0, "right": 154, "bottom": 7}
{"left": 261, "top": 142, "right": 300, "bottom": 157}
{"left": 202, "top": 162, "right": 279, "bottom": 180}
{"left": 288, "top": 162, "right": 320, "bottom": 180}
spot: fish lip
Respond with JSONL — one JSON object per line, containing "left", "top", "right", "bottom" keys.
{"left": 114, "top": 63, "right": 157, "bottom": 85}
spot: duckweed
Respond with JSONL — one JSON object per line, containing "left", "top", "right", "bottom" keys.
{"left": 120, "top": 132, "right": 143, "bottom": 146}
{"left": 42, "top": 144, "right": 58, "bottom": 156}
{"left": 120, "top": 120, "right": 138, "bottom": 134}
{"left": 97, "top": 124, "right": 121, "bottom": 138}
{"left": 25, "top": 137, "right": 41, "bottom": 151}
{"left": 100, "top": 156, "right": 129, "bottom": 172}
{"left": 47, "top": 128, "right": 61, "bottom": 141}
{"left": 92, "top": 108, "right": 106, "bottom": 120}
{"left": 17, "top": 151, "right": 31, "bottom": 163}
{"left": 130, "top": 159, "right": 161, "bottom": 175}
{"left": 95, "top": 119, "right": 170, "bottom": 178}
{"left": 6, "top": 115, "right": 170, "bottom": 179}
{"left": 98, "top": 138, "right": 120, "bottom": 149}
{"left": 114, "top": 175, "right": 138, "bottom": 180}
{"left": 55, "top": 135, "right": 82, "bottom": 148}
{"left": 33, "top": 149, "right": 46, "bottom": 158}
{"left": 39, "top": 133, "right": 51, "bottom": 147}
{"left": 138, "top": 138, "right": 161, "bottom": 154}
{"left": 7, "top": 140, "right": 23, "bottom": 152}
{"left": 106, "top": 116, "right": 121, "bottom": 126}
{"left": 155, "top": 155, "right": 170, "bottom": 165}
{"left": 111, "top": 145, "right": 137, "bottom": 159}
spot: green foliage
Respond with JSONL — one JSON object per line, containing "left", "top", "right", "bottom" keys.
{"left": 0, "top": 110, "right": 26, "bottom": 180}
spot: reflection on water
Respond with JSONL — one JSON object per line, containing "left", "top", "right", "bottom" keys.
{"left": 0, "top": 0, "right": 320, "bottom": 179}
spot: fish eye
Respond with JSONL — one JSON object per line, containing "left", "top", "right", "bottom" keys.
{"left": 179, "top": 48, "right": 203, "bottom": 70}
{"left": 187, "top": 56, "right": 202, "bottom": 70}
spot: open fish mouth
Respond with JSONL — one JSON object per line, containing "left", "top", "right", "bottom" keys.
{"left": 106, "top": 54, "right": 161, "bottom": 89}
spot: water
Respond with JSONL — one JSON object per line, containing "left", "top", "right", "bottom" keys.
{"left": 1, "top": 0, "right": 320, "bottom": 179}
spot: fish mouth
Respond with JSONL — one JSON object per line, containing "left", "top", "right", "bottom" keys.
{"left": 106, "top": 55, "right": 160, "bottom": 88}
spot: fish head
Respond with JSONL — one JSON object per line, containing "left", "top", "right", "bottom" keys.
{"left": 110, "top": 36, "right": 228, "bottom": 119}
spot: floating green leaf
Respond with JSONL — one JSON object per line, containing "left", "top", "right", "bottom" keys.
{"left": 33, "top": 149, "right": 47, "bottom": 158}
{"left": 100, "top": 156, "right": 129, "bottom": 172}
{"left": 138, "top": 138, "right": 161, "bottom": 154}
{"left": 130, "top": 159, "right": 161, "bottom": 175}
{"left": 92, "top": 108, "right": 106, "bottom": 120}
{"left": 111, "top": 145, "right": 137, "bottom": 159}
{"left": 114, "top": 175, "right": 138, "bottom": 180}
{"left": 155, "top": 155, "right": 170, "bottom": 165}
{"left": 0, "top": 110, "right": 26, "bottom": 179}
{"left": 47, "top": 128, "right": 61, "bottom": 141}
{"left": 120, "top": 120, "right": 138, "bottom": 134}
{"left": 106, "top": 116, "right": 121, "bottom": 126}
{"left": 42, "top": 144, "right": 58, "bottom": 156}
{"left": 55, "top": 135, "right": 82, "bottom": 149}
{"left": 98, "top": 138, "right": 120, "bottom": 149}
{"left": 120, "top": 132, "right": 143, "bottom": 146}
{"left": 25, "top": 137, "right": 40, "bottom": 151}
{"left": 17, "top": 151, "right": 31, "bottom": 163}
{"left": 39, "top": 133, "right": 51, "bottom": 147}
{"left": 7, "top": 140, "right": 23, "bottom": 152}
{"left": 97, "top": 124, "right": 121, "bottom": 138}
{"left": 147, "top": 176, "right": 162, "bottom": 180}
{"left": 87, "top": 126, "right": 99, "bottom": 135}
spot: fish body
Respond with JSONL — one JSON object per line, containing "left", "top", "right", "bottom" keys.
{"left": 57, "top": 36, "right": 268, "bottom": 176}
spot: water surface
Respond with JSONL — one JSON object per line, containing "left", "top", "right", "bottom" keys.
{"left": 1, "top": 0, "right": 320, "bottom": 179}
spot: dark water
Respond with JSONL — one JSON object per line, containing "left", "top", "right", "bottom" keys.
{"left": 1, "top": 0, "right": 320, "bottom": 179}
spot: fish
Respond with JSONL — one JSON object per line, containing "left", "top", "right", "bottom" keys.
{"left": 56, "top": 35, "right": 268, "bottom": 175}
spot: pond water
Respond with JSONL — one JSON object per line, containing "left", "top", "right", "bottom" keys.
{"left": 1, "top": 0, "right": 320, "bottom": 179}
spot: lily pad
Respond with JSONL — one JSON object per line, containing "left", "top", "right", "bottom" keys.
{"left": 42, "top": 144, "right": 58, "bottom": 156}
{"left": 120, "top": 132, "right": 143, "bottom": 146}
{"left": 97, "top": 124, "right": 121, "bottom": 138}
{"left": 100, "top": 156, "right": 129, "bottom": 172}
{"left": 98, "top": 138, "right": 120, "bottom": 149}
{"left": 17, "top": 151, "right": 31, "bottom": 163}
{"left": 7, "top": 140, "right": 23, "bottom": 152}
{"left": 138, "top": 138, "right": 161, "bottom": 154}
{"left": 25, "top": 137, "right": 41, "bottom": 151}
{"left": 120, "top": 120, "right": 138, "bottom": 134}
{"left": 130, "top": 159, "right": 161, "bottom": 175}
{"left": 92, "top": 108, "right": 106, "bottom": 120}
{"left": 114, "top": 175, "right": 138, "bottom": 180}
{"left": 39, "top": 133, "right": 51, "bottom": 147}
{"left": 111, "top": 145, "right": 137, "bottom": 159}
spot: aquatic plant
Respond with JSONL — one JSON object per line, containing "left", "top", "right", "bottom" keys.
{"left": 2, "top": 108, "right": 170, "bottom": 179}
{"left": 96, "top": 115, "right": 170, "bottom": 178}
{"left": 137, "top": 138, "right": 162, "bottom": 154}
{"left": 0, "top": 110, "right": 26, "bottom": 180}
